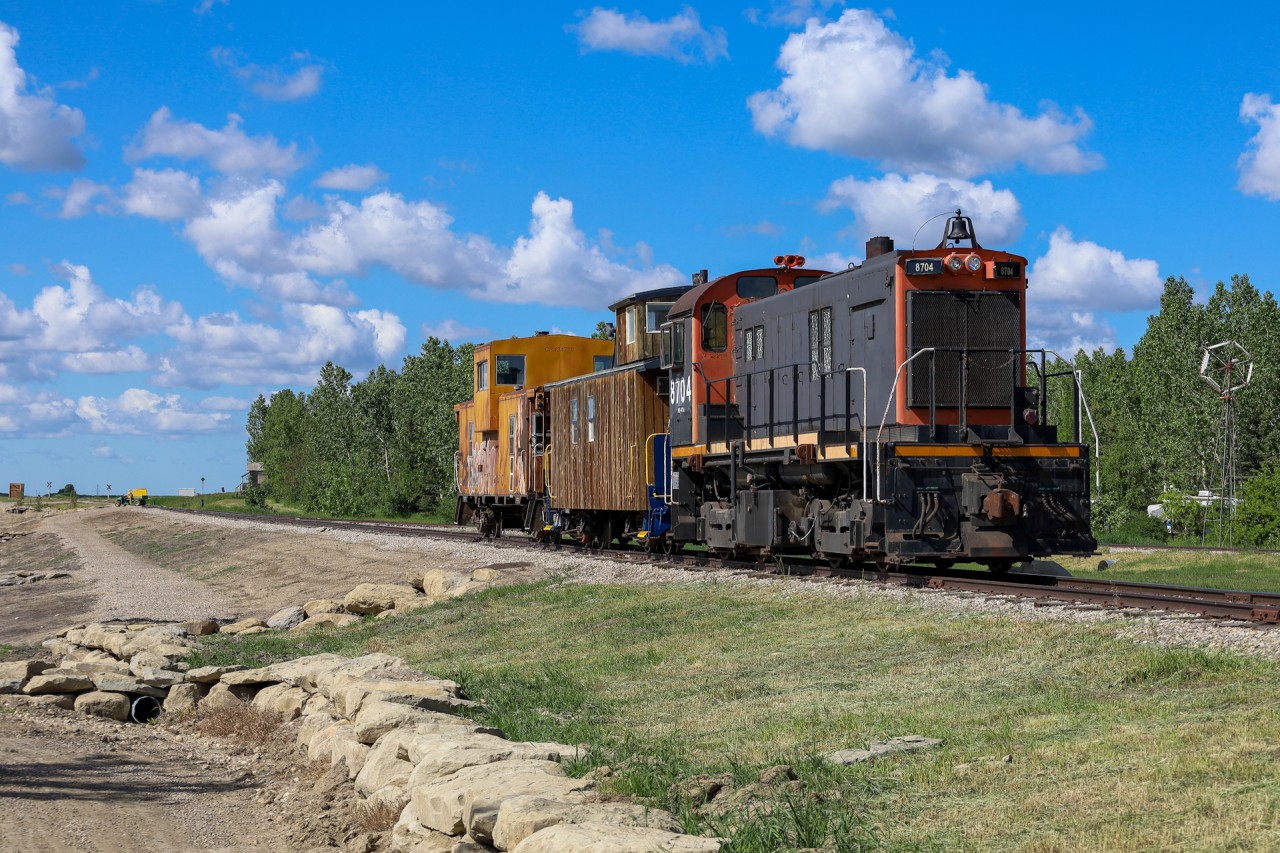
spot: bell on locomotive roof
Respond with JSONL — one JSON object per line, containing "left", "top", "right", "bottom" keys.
{"left": 939, "top": 209, "right": 982, "bottom": 249}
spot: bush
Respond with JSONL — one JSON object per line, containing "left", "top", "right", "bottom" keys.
{"left": 243, "top": 484, "right": 268, "bottom": 508}
{"left": 1240, "top": 465, "right": 1280, "bottom": 547}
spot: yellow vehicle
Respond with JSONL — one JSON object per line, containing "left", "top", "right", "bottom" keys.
{"left": 117, "top": 488, "right": 148, "bottom": 506}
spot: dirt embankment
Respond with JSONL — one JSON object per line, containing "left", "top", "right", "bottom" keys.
{"left": 0, "top": 505, "right": 491, "bottom": 853}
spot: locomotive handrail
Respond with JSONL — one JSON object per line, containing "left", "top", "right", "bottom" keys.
{"left": 875, "top": 348, "right": 935, "bottom": 503}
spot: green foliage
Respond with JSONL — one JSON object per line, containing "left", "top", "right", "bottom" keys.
{"left": 592, "top": 320, "right": 615, "bottom": 340}
{"left": 1050, "top": 273, "right": 1280, "bottom": 543}
{"left": 1240, "top": 464, "right": 1280, "bottom": 547}
{"left": 245, "top": 338, "right": 474, "bottom": 518}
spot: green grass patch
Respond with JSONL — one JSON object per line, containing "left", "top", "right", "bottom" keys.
{"left": 1059, "top": 548, "right": 1280, "bottom": 592}
{"left": 186, "top": 580, "right": 1280, "bottom": 850}
{"left": 147, "top": 490, "right": 451, "bottom": 524}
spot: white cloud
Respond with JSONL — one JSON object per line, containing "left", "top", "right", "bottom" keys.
{"left": 30, "top": 262, "right": 185, "bottom": 352}
{"left": 128, "top": 107, "right": 304, "bottom": 177}
{"left": 76, "top": 388, "right": 232, "bottom": 435}
{"left": 0, "top": 23, "right": 86, "bottom": 171}
{"left": 55, "top": 178, "right": 113, "bottom": 218}
{"left": 195, "top": 0, "right": 228, "bottom": 14}
{"left": 211, "top": 48, "right": 324, "bottom": 102}
{"left": 121, "top": 168, "right": 206, "bottom": 220}
{"left": 61, "top": 346, "right": 149, "bottom": 374}
{"left": 6, "top": 190, "right": 30, "bottom": 204}
{"left": 314, "top": 163, "right": 387, "bottom": 191}
{"left": 156, "top": 303, "right": 406, "bottom": 389}
{"left": 421, "top": 319, "right": 490, "bottom": 343}
{"left": 747, "top": 10, "right": 1101, "bottom": 177}
{"left": 503, "top": 192, "right": 684, "bottom": 306}
{"left": 1026, "top": 304, "right": 1117, "bottom": 356}
{"left": 571, "top": 7, "right": 728, "bottom": 63}
{"left": 200, "top": 395, "right": 249, "bottom": 411}
{"left": 1028, "top": 227, "right": 1161, "bottom": 311}
{"left": 1238, "top": 93, "right": 1280, "bottom": 200}
{"left": 821, "top": 173, "right": 1024, "bottom": 247}
{"left": 7, "top": 263, "right": 29, "bottom": 275}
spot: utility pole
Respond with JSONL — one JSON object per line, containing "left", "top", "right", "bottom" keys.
{"left": 200, "top": 476, "right": 205, "bottom": 509}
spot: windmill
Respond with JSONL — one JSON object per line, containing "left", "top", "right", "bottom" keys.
{"left": 1198, "top": 341, "right": 1254, "bottom": 546}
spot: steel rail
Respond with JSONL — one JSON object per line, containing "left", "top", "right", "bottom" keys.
{"left": 152, "top": 507, "right": 1280, "bottom": 625}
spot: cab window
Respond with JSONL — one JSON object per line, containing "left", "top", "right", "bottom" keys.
{"left": 701, "top": 303, "right": 727, "bottom": 352}
{"left": 736, "top": 275, "right": 777, "bottom": 299}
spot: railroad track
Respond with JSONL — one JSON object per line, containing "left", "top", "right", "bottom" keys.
{"left": 153, "top": 507, "right": 1280, "bottom": 626}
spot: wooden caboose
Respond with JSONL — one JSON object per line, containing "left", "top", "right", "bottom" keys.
{"left": 543, "top": 286, "right": 688, "bottom": 547}
{"left": 455, "top": 333, "right": 613, "bottom": 534}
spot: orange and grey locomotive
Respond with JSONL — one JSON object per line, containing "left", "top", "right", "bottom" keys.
{"left": 457, "top": 211, "right": 1097, "bottom": 570}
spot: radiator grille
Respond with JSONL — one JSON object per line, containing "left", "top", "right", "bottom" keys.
{"left": 907, "top": 291, "right": 1020, "bottom": 407}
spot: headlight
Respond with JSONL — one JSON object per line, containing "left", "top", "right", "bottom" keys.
{"left": 947, "top": 255, "right": 964, "bottom": 272}
{"left": 965, "top": 254, "right": 983, "bottom": 272}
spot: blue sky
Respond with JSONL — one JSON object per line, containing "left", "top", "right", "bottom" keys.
{"left": 2, "top": 1, "right": 1279, "bottom": 495}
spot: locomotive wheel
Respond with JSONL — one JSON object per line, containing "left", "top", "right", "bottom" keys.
{"left": 989, "top": 559, "right": 1013, "bottom": 573}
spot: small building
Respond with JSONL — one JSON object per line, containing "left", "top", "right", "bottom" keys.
{"left": 8, "top": 483, "right": 22, "bottom": 500}
{"left": 246, "top": 462, "right": 266, "bottom": 487}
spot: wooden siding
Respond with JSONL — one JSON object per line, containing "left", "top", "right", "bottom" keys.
{"left": 615, "top": 303, "right": 666, "bottom": 365}
{"left": 548, "top": 368, "right": 669, "bottom": 512}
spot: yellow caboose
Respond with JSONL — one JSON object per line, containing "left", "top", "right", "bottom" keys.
{"left": 454, "top": 332, "right": 613, "bottom": 535}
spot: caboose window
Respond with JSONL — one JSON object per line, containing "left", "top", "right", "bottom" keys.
{"left": 495, "top": 354, "right": 525, "bottom": 386}
{"left": 626, "top": 305, "right": 638, "bottom": 344}
{"left": 646, "top": 302, "right": 673, "bottom": 330}
{"left": 570, "top": 398, "right": 579, "bottom": 445}
{"left": 587, "top": 394, "right": 596, "bottom": 442}
{"left": 701, "top": 303, "right": 727, "bottom": 352}
{"left": 661, "top": 325, "right": 673, "bottom": 368}
{"left": 476, "top": 359, "right": 488, "bottom": 390}
{"left": 736, "top": 275, "right": 777, "bottom": 299}
{"left": 794, "top": 275, "right": 822, "bottom": 288}
{"left": 673, "top": 320, "right": 685, "bottom": 365}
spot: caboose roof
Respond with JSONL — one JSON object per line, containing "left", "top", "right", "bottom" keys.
{"left": 607, "top": 285, "right": 691, "bottom": 312}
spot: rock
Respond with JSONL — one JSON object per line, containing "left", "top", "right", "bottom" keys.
{"left": 406, "top": 734, "right": 582, "bottom": 788}
{"left": 392, "top": 597, "right": 435, "bottom": 615}
{"left": 186, "top": 664, "right": 248, "bottom": 684}
{"left": 513, "top": 822, "right": 722, "bottom": 852}
{"left": 202, "top": 682, "right": 260, "bottom": 708}
{"left": 311, "top": 653, "right": 409, "bottom": 693}
{"left": 14, "top": 693, "right": 76, "bottom": 710}
{"left": 493, "top": 795, "right": 683, "bottom": 851}
{"left": 238, "top": 626, "right": 270, "bottom": 636}
{"left": 344, "top": 583, "right": 417, "bottom": 615}
{"left": 451, "top": 839, "right": 490, "bottom": 853}
{"left": 63, "top": 659, "right": 131, "bottom": 676}
{"left": 129, "top": 651, "right": 180, "bottom": 673}
{"left": 23, "top": 670, "right": 95, "bottom": 695}
{"left": 308, "top": 722, "right": 370, "bottom": 778}
{"left": 0, "top": 660, "right": 54, "bottom": 694}
{"left": 420, "top": 569, "right": 464, "bottom": 600}
{"left": 470, "top": 567, "right": 503, "bottom": 583}
{"left": 303, "top": 598, "right": 346, "bottom": 616}
{"left": 355, "top": 732, "right": 418, "bottom": 798}
{"left": 668, "top": 773, "right": 732, "bottom": 804}
{"left": 220, "top": 617, "right": 268, "bottom": 634}
{"left": 163, "top": 682, "right": 207, "bottom": 714}
{"left": 40, "top": 638, "right": 80, "bottom": 658}
{"left": 403, "top": 571, "right": 427, "bottom": 592}
{"left": 757, "top": 765, "right": 797, "bottom": 785}
{"left": 251, "top": 683, "right": 308, "bottom": 720}
{"left": 408, "top": 759, "right": 588, "bottom": 837}
{"left": 180, "top": 618, "right": 220, "bottom": 636}
{"left": 390, "top": 807, "right": 455, "bottom": 853}
{"left": 74, "top": 690, "right": 130, "bottom": 721}
{"left": 224, "top": 653, "right": 349, "bottom": 691}
{"left": 134, "top": 667, "right": 188, "bottom": 688}
{"left": 333, "top": 677, "right": 475, "bottom": 719}
{"left": 826, "top": 735, "right": 943, "bottom": 765}
{"left": 90, "top": 672, "right": 167, "bottom": 698}
{"left": 352, "top": 700, "right": 463, "bottom": 745}
{"left": 293, "top": 613, "right": 363, "bottom": 632}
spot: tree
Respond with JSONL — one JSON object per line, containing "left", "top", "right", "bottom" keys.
{"left": 592, "top": 321, "right": 615, "bottom": 340}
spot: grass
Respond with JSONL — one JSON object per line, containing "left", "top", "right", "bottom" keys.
{"left": 186, "top": 579, "right": 1280, "bottom": 851}
{"left": 1056, "top": 548, "right": 1280, "bottom": 592}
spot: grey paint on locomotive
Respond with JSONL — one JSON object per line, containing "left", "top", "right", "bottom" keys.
{"left": 731, "top": 251, "right": 901, "bottom": 439}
